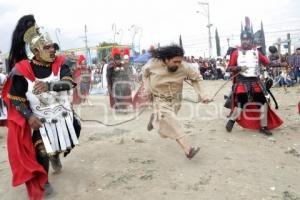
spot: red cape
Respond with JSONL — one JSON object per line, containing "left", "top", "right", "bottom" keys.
{"left": 2, "top": 56, "right": 64, "bottom": 200}
{"left": 132, "top": 83, "right": 150, "bottom": 109}
{"left": 229, "top": 80, "right": 283, "bottom": 130}
{"left": 236, "top": 104, "right": 283, "bottom": 130}
{"left": 230, "top": 90, "right": 283, "bottom": 130}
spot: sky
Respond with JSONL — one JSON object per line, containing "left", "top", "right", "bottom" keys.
{"left": 0, "top": 0, "right": 300, "bottom": 57}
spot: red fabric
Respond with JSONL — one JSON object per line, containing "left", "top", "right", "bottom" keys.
{"left": 2, "top": 78, "right": 47, "bottom": 200}
{"left": 230, "top": 87, "right": 283, "bottom": 130}
{"left": 74, "top": 68, "right": 81, "bottom": 79}
{"left": 77, "top": 55, "right": 85, "bottom": 65}
{"left": 15, "top": 56, "right": 65, "bottom": 81}
{"left": 227, "top": 48, "right": 270, "bottom": 84}
{"left": 235, "top": 82, "right": 262, "bottom": 93}
{"left": 123, "top": 48, "right": 130, "bottom": 57}
{"left": 1, "top": 56, "right": 65, "bottom": 200}
{"left": 227, "top": 49, "right": 239, "bottom": 84}
{"left": 228, "top": 49, "right": 282, "bottom": 130}
{"left": 298, "top": 102, "right": 300, "bottom": 114}
{"left": 132, "top": 84, "right": 149, "bottom": 109}
{"left": 258, "top": 51, "right": 270, "bottom": 66}
{"left": 227, "top": 49, "right": 238, "bottom": 68}
{"left": 228, "top": 48, "right": 270, "bottom": 66}
{"left": 236, "top": 104, "right": 283, "bottom": 130}
{"left": 111, "top": 48, "right": 121, "bottom": 57}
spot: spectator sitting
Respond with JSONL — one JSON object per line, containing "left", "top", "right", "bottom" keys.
{"left": 286, "top": 67, "right": 296, "bottom": 87}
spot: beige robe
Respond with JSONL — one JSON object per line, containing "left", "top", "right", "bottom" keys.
{"left": 142, "top": 59, "right": 203, "bottom": 139}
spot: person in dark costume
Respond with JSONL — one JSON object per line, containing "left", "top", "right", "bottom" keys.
{"left": 106, "top": 48, "right": 132, "bottom": 111}
{"left": 2, "top": 15, "right": 81, "bottom": 199}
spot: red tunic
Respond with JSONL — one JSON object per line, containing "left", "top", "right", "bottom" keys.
{"left": 72, "top": 66, "right": 91, "bottom": 105}
{"left": 228, "top": 48, "right": 270, "bottom": 93}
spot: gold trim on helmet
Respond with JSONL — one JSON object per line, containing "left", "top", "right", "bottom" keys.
{"left": 23, "top": 25, "right": 53, "bottom": 50}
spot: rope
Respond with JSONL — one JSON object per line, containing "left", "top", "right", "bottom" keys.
{"left": 78, "top": 107, "right": 147, "bottom": 126}
{"left": 183, "top": 72, "right": 240, "bottom": 103}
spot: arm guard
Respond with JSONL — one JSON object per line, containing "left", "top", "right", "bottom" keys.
{"left": 10, "top": 99, "right": 33, "bottom": 120}
{"left": 49, "top": 80, "right": 72, "bottom": 92}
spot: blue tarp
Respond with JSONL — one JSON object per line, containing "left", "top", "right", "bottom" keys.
{"left": 133, "top": 52, "right": 151, "bottom": 64}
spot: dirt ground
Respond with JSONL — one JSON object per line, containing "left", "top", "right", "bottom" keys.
{"left": 1, "top": 80, "right": 300, "bottom": 200}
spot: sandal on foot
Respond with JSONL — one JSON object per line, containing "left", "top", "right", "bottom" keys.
{"left": 186, "top": 147, "right": 200, "bottom": 160}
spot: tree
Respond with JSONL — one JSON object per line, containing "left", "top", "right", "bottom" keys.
{"left": 98, "top": 42, "right": 118, "bottom": 47}
{"left": 260, "top": 21, "right": 266, "bottom": 55}
{"left": 215, "top": 28, "right": 221, "bottom": 56}
{"left": 179, "top": 35, "right": 183, "bottom": 48}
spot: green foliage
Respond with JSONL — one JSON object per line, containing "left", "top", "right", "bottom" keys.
{"left": 215, "top": 29, "right": 221, "bottom": 56}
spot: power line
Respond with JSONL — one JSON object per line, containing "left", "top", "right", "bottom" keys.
{"left": 176, "top": 28, "right": 300, "bottom": 44}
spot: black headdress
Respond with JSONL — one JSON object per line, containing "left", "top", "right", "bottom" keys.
{"left": 7, "top": 14, "right": 35, "bottom": 72}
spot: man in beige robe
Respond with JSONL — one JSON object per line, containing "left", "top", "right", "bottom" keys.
{"left": 142, "top": 44, "right": 210, "bottom": 159}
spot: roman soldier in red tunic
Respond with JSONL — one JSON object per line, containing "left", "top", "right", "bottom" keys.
{"left": 225, "top": 17, "right": 283, "bottom": 136}
{"left": 2, "top": 15, "right": 80, "bottom": 199}
{"left": 73, "top": 55, "right": 91, "bottom": 104}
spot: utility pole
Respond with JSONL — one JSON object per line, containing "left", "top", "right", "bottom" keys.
{"left": 129, "top": 25, "right": 142, "bottom": 54}
{"left": 84, "top": 25, "right": 88, "bottom": 50}
{"left": 277, "top": 38, "right": 281, "bottom": 56}
{"left": 83, "top": 24, "right": 90, "bottom": 65}
{"left": 287, "top": 33, "right": 291, "bottom": 55}
{"left": 273, "top": 33, "right": 291, "bottom": 56}
{"left": 198, "top": 2, "right": 213, "bottom": 58}
{"left": 112, "top": 23, "right": 117, "bottom": 46}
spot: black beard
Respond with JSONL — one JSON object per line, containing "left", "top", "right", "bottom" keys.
{"left": 167, "top": 66, "right": 178, "bottom": 73}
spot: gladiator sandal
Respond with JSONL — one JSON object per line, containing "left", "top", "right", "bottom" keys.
{"left": 186, "top": 147, "right": 200, "bottom": 160}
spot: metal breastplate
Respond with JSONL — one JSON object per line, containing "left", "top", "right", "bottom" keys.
{"left": 237, "top": 49, "right": 260, "bottom": 77}
{"left": 25, "top": 72, "right": 79, "bottom": 154}
{"left": 112, "top": 66, "right": 129, "bottom": 82}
